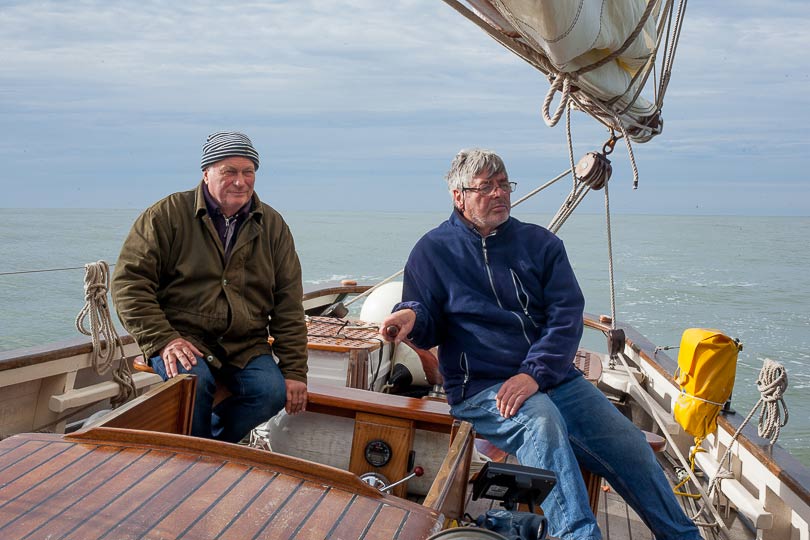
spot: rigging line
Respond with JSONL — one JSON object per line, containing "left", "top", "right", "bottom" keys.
{"left": 612, "top": 111, "right": 641, "bottom": 189}
{"left": 440, "top": 0, "right": 554, "bottom": 76}
{"left": 603, "top": 0, "right": 673, "bottom": 114}
{"left": 568, "top": 93, "right": 616, "bottom": 133}
{"left": 548, "top": 181, "right": 590, "bottom": 234}
{"left": 0, "top": 264, "right": 115, "bottom": 276}
{"left": 545, "top": 104, "right": 590, "bottom": 234}
{"left": 660, "top": 0, "right": 689, "bottom": 98}
{"left": 582, "top": 89, "right": 654, "bottom": 136}
{"left": 571, "top": 91, "right": 656, "bottom": 143}
{"left": 566, "top": 102, "right": 578, "bottom": 191}
{"left": 655, "top": 0, "right": 687, "bottom": 109}
{"left": 654, "top": 0, "right": 677, "bottom": 106}
{"left": 510, "top": 168, "right": 571, "bottom": 208}
{"left": 610, "top": 14, "right": 668, "bottom": 118}
{"left": 604, "top": 182, "right": 617, "bottom": 327}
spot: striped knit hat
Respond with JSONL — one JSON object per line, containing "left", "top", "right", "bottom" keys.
{"left": 200, "top": 131, "right": 260, "bottom": 171}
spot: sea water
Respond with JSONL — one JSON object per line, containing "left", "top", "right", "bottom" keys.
{"left": 1, "top": 208, "right": 808, "bottom": 466}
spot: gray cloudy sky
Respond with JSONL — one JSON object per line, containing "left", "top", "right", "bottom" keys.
{"left": 1, "top": 1, "right": 808, "bottom": 215}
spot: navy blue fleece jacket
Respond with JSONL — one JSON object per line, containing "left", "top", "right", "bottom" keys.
{"left": 394, "top": 211, "right": 585, "bottom": 405}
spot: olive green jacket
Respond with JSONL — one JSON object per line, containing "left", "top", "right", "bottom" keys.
{"left": 111, "top": 182, "right": 307, "bottom": 382}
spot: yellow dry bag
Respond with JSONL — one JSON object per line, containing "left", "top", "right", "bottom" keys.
{"left": 673, "top": 328, "right": 741, "bottom": 439}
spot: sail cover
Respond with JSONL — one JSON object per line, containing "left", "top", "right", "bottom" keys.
{"left": 455, "top": 0, "right": 669, "bottom": 142}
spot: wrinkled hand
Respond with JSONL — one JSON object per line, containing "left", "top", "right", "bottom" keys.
{"left": 159, "top": 338, "right": 202, "bottom": 378}
{"left": 285, "top": 379, "right": 308, "bottom": 415}
{"left": 379, "top": 309, "right": 416, "bottom": 344}
{"left": 496, "top": 373, "right": 539, "bottom": 418}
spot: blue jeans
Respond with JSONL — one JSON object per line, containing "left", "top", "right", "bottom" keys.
{"left": 150, "top": 354, "right": 286, "bottom": 443}
{"left": 451, "top": 375, "right": 702, "bottom": 540}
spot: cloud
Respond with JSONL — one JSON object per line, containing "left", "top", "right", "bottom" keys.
{"left": 0, "top": 1, "right": 808, "bottom": 214}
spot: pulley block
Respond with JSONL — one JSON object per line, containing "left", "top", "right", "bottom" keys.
{"left": 575, "top": 151, "right": 612, "bottom": 190}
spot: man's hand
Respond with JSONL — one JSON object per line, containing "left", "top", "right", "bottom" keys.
{"left": 285, "top": 379, "right": 308, "bottom": 415}
{"left": 496, "top": 373, "right": 539, "bottom": 418}
{"left": 380, "top": 309, "right": 416, "bottom": 344}
{"left": 159, "top": 338, "right": 202, "bottom": 378}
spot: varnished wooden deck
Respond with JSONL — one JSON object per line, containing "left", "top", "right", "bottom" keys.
{"left": 0, "top": 431, "right": 443, "bottom": 540}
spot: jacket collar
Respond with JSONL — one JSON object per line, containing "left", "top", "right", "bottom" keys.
{"left": 449, "top": 208, "right": 513, "bottom": 238}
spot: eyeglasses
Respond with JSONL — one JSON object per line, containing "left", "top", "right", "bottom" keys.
{"left": 461, "top": 181, "right": 517, "bottom": 196}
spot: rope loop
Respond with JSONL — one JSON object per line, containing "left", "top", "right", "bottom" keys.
{"left": 542, "top": 74, "right": 571, "bottom": 127}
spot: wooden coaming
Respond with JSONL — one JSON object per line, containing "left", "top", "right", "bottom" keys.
{"left": 306, "top": 382, "right": 455, "bottom": 434}
{"left": 86, "top": 375, "right": 196, "bottom": 435}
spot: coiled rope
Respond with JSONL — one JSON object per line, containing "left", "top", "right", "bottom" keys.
{"left": 75, "top": 260, "right": 136, "bottom": 408}
{"left": 755, "top": 358, "right": 790, "bottom": 442}
{"left": 711, "top": 358, "right": 790, "bottom": 483}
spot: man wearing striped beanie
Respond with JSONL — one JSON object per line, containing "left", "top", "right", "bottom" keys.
{"left": 113, "top": 131, "right": 308, "bottom": 443}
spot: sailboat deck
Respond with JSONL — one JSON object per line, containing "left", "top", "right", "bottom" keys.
{"left": 0, "top": 431, "right": 443, "bottom": 540}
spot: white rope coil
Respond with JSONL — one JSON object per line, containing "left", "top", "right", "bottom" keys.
{"left": 706, "top": 358, "right": 790, "bottom": 502}
{"left": 75, "top": 261, "right": 117, "bottom": 374}
{"left": 75, "top": 260, "right": 136, "bottom": 407}
{"left": 755, "top": 358, "right": 789, "bottom": 443}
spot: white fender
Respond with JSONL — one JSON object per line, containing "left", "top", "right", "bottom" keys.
{"left": 359, "top": 281, "right": 430, "bottom": 388}
{"left": 359, "top": 281, "right": 405, "bottom": 324}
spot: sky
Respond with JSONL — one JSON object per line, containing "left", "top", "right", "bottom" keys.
{"left": 1, "top": 1, "right": 808, "bottom": 216}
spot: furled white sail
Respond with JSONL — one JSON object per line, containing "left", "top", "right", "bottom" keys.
{"left": 454, "top": 0, "right": 677, "bottom": 142}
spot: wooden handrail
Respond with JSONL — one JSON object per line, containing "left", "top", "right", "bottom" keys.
{"left": 306, "top": 382, "right": 454, "bottom": 433}
{"left": 302, "top": 284, "right": 372, "bottom": 302}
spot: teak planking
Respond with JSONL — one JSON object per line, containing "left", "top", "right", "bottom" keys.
{"left": 0, "top": 432, "right": 442, "bottom": 539}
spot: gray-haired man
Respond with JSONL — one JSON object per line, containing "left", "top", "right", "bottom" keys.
{"left": 113, "top": 131, "right": 308, "bottom": 443}
{"left": 382, "top": 148, "right": 703, "bottom": 539}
